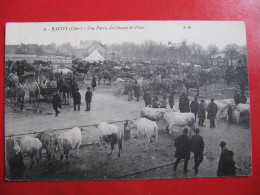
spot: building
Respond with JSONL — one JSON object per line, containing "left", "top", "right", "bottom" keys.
{"left": 75, "top": 40, "right": 106, "bottom": 59}
{"left": 167, "top": 41, "right": 191, "bottom": 63}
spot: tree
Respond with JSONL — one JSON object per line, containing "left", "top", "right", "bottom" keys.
{"left": 206, "top": 44, "right": 219, "bottom": 65}
{"left": 224, "top": 44, "right": 239, "bottom": 65}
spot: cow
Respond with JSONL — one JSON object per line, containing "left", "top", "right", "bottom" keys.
{"left": 26, "top": 82, "right": 40, "bottom": 103}
{"left": 98, "top": 122, "right": 123, "bottom": 157}
{"left": 57, "top": 127, "right": 82, "bottom": 162}
{"left": 233, "top": 103, "right": 250, "bottom": 123}
{"left": 18, "top": 135, "right": 43, "bottom": 169}
{"left": 126, "top": 118, "right": 159, "bottom": 152}
{"left": 160, "top": 112, "right": 195, "bottom": 133}
{"left": 37, "top": 130, "right": 58, "bottom": 165}
{"left": 140, "top": 107, "right": 167, "bottom": 121}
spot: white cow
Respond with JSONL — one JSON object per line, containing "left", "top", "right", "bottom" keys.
{"left": 140, "top": 107, "right": 167, "bottom": 121}
{"left": 18, "top": 135, "right": 43, "bottom": 169}
{"left": 98, "top": 122, "right": 123, "bottom": 157}
{"left": 161, "top": 112, "right": 195, "bottom": 133}
{"left": 126, "top": 118, "right": 159, "bottom": 151}
{"left": 57, "top": 127, "right": 82, "bottom": 162}
{"left": 233, "top": 103, "right": 250, "bottom": 123}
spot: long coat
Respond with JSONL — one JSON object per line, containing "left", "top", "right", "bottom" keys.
{"left": 217, "top": 148, "right": 236, "bottom": 176}
{"left": 198, "top": 102, "right": 207, "bottom": 119}
{"left": 134, "top": 84, "right": 141, "bottom": 98}
{"left": 207, "top": 102, "right": 218, "bottom": 120}
{"left": 191, "top": 134, "right": 205, "bottom": 154}
{"left": 174, "top": 134, "right": 191, "bottom": 159}
{"left": 91, "top": 78, "right": 97, "bottom": 88}
{"left": 190, "top": 100, "right": 199, "bottom": 114}
{"left": 73, "top": 91, "right": 81, "bottom": 104}
{"left": 144, "top": 91, "right": 152, "bottom": 104}
{"left": 52, "top": 94, "right": 62, "bottom": 109}
{"left": 85, "top": 91, "right": 92, "bottom": 103}
{"left": 179, "top": 96, "right": 190, "bottom": 113}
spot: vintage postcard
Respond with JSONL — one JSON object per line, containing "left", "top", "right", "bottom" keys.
{"left": 4, "top": 21, "right": 251, "bottom": 181}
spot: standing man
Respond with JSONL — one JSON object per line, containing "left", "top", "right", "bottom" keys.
{"left": 240, "top": 91, "right": 247, "bottom": 104}
{"left": 91, "top": 76, "right": 97, "bottom": 91}
{"left": 233, "top": 90, "right": 240, "bottom": 105}
{"left": 72, "top": 88, "right": 81, "bottom": 111}
{"left": 173, "top": 128, "right": 191, "bottom": 173}
{"left": 179, "top": 93, "right": 190, "bottom": 113}
{"left": 207, "top": 99, "right": 218, "bottom": 128}
{"left": 217, "top": 141, "right": 236, "bottom": 176}
{"left": 134, "top": 82, "right": 141, "bottom": 101}
{"left": 191, "top": 128, "right": 205, "bottom": 174}
{"left": 160, "top": 96, "right": 167, "bottom": 108}
{"left": 85, "top": 87, "right": 93, "bottom": 111}
{"left": 168, "top": 91, "right": 175, "bottom": 109}
{"left": 143, "top": 90, "right": 152, "bottom": 107}
{"left": 152, "top": 96, "right": 160, "bottom": 108}
{"left": 190, "top": 96, "right": 199, "bottom": 122}
{"left": 198, "top": 100, "right": 207, "bottom": 126}
{"left": 52, "top": 92, "right": 62, "bottom": 116}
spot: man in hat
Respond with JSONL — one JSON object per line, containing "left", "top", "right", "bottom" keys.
{"left": 72, "top": 88, "right": 81, "bottom": 111}
{"left": 233, "top": 90, "right": 240, "bottom": 105}
{"left": 160, "top": 96, "right": 167, "bottom": 108}
{"left": 91, "top": 76, "right": 97, "bottom": 91}
{"left": 168, "top": 91, "right": 175, "bottom": 109}
{"left": 152, "top": 96, "right": 160, "bottom": 108}
{"left": 198, "top": 100, "right": 207, "bottom": 126}
{"left": 179, "top": 93, "right": 190, "bottom": 113}
{"left": 85, "top": 87, "right": 93, "bottom": 111}
{"left": 190, "top": 96, "right": 199, "bottom": 122}
{"left": 173, "top": 128, "right": 191, "bottom": 173}
{"left": 217, "top": 141, "right": 236, "bottom": 176}
{"left": 191, "top": 128, "right": 205, "bottom": 174}
{"left": 207, "top": 99, "right": 218, "bottom": 128}
{"left": 52, "top": 92, "right": 62, "bottom": 116}
{"left": 143, "top": 90, "right": 152, "bottom": 107}
{"left": 240, "top": 91, "right": 247, "bottom": 104}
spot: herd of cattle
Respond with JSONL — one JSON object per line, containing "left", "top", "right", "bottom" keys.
{"left": 7, "top": 97, "right": 250, "bottom": 173}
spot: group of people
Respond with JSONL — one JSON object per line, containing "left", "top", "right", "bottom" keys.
{"left": 127, "top": 82, "right": 141, "bottom": 101}
{"left": 143, "top": 91, "right": 175, "bottom": 109}
{"left": 52, "top": 87, "right": 93, "bottom": 116}
{"left": 233, "top": 90, "right": 247, "bottom": 105}
{"left": 174, "top": 128, "right": 236, "bottom": 176}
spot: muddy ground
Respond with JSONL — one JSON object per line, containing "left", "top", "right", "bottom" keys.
{"left": 5, "top": 81, "right": 252, "bottom": 181}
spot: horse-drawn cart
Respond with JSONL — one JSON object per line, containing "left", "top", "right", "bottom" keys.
{"left": 38, "top": 84, "right": 58, "bottom": 101}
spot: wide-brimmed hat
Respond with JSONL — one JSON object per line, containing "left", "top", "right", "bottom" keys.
{"left": 219, "top": 141, "right": 227, "bottom": 147}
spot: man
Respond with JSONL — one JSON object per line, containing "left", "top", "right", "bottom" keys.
{"left": 85, "top": 87, "right": 93, "bottom": 111}
{"left": 173, "top": 128, "right": 191, "bottom": 173}
{"left": 198, "top": 100, "right": 207, "bottom": 126}
{"left": 207, "top": 99, "right": 218, "bottom": 128}
{"left": 168, "top": 91, "right": 175, "bottom": 109}
{"left": 191, "top": 128, "right": 205, "bottom": 174}
{"left": 217, "top": 141, "right": 236, "bottom": 176}
{"left": 179, "top": 93, "right": 190, "bottom": 113}
{"left": 143, "top": 90, "right": 152, "bottom": 107}
{"left": 233, "top": 90, "right": 240, "bottom": 105}
{"left": 240, "top": 91, "right": 247, "bottom": 104}
{"left": 152, "top": 96, "right": 160, "bottom": 108}
{"left": 72, "top": 88, "right": 81, "bottom": 111}
{"left": 134, "top": 82, "right": 141, "bottom": 101}
{"left": 52, "top": 92, "right": 62, "bottom": 116}
{"left": 91, "top": 76, "right": 97, "bottom": 91}
{"left": 190, "top": 97, "right": 199, "bottom": 122}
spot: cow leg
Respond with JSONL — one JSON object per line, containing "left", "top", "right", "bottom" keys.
{"left": 76, "top": 143, "right": 80, "bottom": 159}
{"left": 109, "top": 142, "right": 114, "bottom": 156}
{"left": 99, "top": 138, "right": 104, "bottom": 149}
{"left": 144, "top": 141, "right": 150, "bottom": 152}
{"left": 29, "top": 154, "right": 34, "bottom": 169}
{"left": 118, "top": 139, "right": 122, "bottom": 157}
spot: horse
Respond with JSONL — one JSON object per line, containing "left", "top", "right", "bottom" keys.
{"left": 26, "top": 82, "right": 40, "bottom": 103}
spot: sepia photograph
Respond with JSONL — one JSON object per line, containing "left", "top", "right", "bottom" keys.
{"left": 4, "top": 21, "right": 251, "bottom": 181}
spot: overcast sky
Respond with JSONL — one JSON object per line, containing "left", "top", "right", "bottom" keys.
{"left": 6, "top": 21, "right": 247, "bottom": 50}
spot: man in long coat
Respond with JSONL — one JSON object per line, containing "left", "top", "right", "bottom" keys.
{"left": 85, "top": 87, "right": 93, "bottom": 111}
{"left": 191, "top": 128, "right": 205, "bottom": 174}
{"left": 173, "top": 128, "right": 191, "bottom": 173}
{"left": 143, "top": 90, "right": 152, "bottom": 107}
{"left": 198, "top": 100, "right": 207, "bottom": 126}
{"left": 207, "top": 99, "right": 218, "bottom": 128}
{"left": 233, "top": 90, "right": 240, "bottom": 105}
{"left": 217, "top": 141, "right": 236, "bottom": 176}
{"left": 72, "top": 88, "right": 81, "bottom": 111}
{"left": 168, "top": 91, "right": 175, "bottom": 109}
{"left": 179, "top": 94, "right": 190, "bottom": 113}
{"left": 134, "top": 83, "right": 141, "bottom": 101}
{"left": 190, "top": 96, "right": 199, "bottom": 122}
{"left": 91, "top": 76, "right": 97, "bottom": 91}
{"left": 52, "top": 92, "right": 62, "bottom": 116}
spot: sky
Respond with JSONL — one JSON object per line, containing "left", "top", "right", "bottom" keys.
{"left": 5, "top": 21, "right": 247, "bottom": 50}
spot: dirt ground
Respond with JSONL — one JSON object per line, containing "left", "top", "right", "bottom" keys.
{"left": 4, "top": 81, "right": 252, "bottom": 181}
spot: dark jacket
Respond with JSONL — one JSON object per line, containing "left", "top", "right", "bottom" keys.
{"left": 207, "top": 102, "right": 218, "bottom": 120}
{"left": 91, "top": 78, "right": 97, "bottom": 88}
{"left": 191, "top": 134, "right": 204, "bottom": 154}
{"left": 217, "top": 148, "right": 236, "bottom": 176}
{"left": 9, "top": 151, "right": 26, "bottom": 178}
{"left": 198, "top": 102, "right": 207, "bottom": 119}
{"left": 73, "top": 91, "right": 81, "bottom": 104}
{"left": 144, "top": 92, "right": 152, "bottom": 104}
{"left": 134, "top": 84, "right": 141, "bottom": 97}
{"left": 85, "top": 91, "right": 92, "bottom": 102}
{"left": 234, "top": 93, "right": 240, "bottom": 105}
{"left": 190, "top": 100, "right": 199, "bottom": 114}
{"left": 174, "top": 134, "right": 191, "bottom": 159}
{"left": 240, "top": 94, "right": 247, "bottom": 104}
{"left": 179, "top": 96, "right": 190, "bottom": 113}
{"left": 168, "top": 94, "right": 174, "bottom": 106}
{"left": 52, "top": 94, "right": 62, "bottom": 108}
